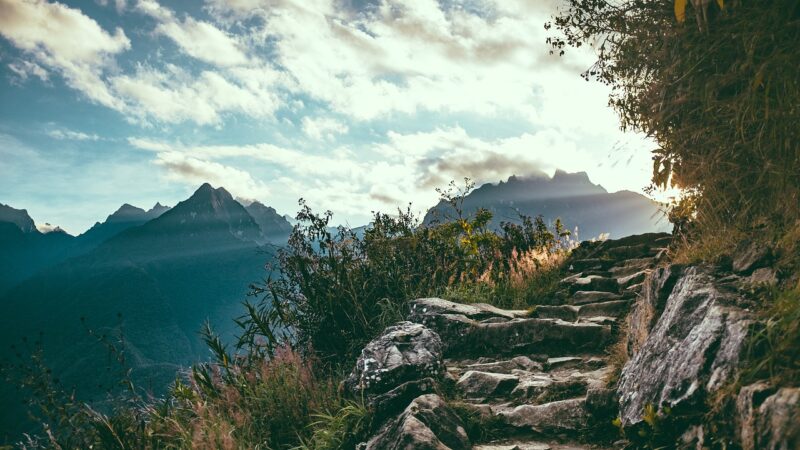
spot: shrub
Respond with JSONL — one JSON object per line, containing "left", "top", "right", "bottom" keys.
{"left": 548, "top": 0, "right": 800, "bottom": 249}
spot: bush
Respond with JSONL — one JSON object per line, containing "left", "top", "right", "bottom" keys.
{"left": 250, "top": 182, "right": 573, "bottom": 366}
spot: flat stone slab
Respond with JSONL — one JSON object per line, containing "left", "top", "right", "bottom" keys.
{"left": 530, "top": 305, "right": 579, "bottom": 322}
{"left": 457, "top": 370, "right": 519, "bottom": 400}
{"left": 577, "top": 299, "right": 631, "bottom": 319}
{"left": 460, "top": 356, "right": 543, "bottom": 374}
{"left": 499, "top": 398, "right": 589, "bottom": 434}
{"left": 570, "top": 291, "right": 623, "bottom": 305}
{"left": 411, "top": 297, "right": 528, "bottom": 320}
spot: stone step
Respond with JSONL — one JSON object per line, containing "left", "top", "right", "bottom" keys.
{"left": 576, "top": 299, "right": 632, "bottom": 320}
{"left": 474, "top": 441, "right": 611, "bottom": 450}
{"left": 498, "top": 397, "right": 590, "bottom": 436}
{"left": 416, "top": 315, "right": 614, "bottom": 358}
{"left": 569, "top": 291, "right": 623, "bottom": 305}
{"left": 560, "top": 275, "right": 620, "bottom": 294}
{"left": 449, "top": 359, "right": 610, "bottom": 407}
{"left": 608, "top": 257, "right": 655, "bottom": 278}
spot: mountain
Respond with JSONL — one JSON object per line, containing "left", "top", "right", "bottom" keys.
{"left": 246, "top": 201, "right": 293, "bottom": 244}
{"left": 74, "top": 202, "right": 171, "bottom": 251}
{"left": 0, "top": 203, "right": 36, "bottom": 233}
{"left": 0, "top": 185, "right": 277, "bottom": 440}
{"left": 0, "top": 204, "right": 75, "bottom": 294}
{"left": 424, "top": 171, "right": 671, "bottom": 239}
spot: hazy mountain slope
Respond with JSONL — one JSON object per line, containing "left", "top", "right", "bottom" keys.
{"left": 424, "top": 171, "right": 671, "bottom": 239}
{"left": 0, "top": 205, "right": 75, "bottom": 294}
{"left": 0, "top": 185, "right": 275, "bottom": 441}
{"left": 245, "top": 201, "right": 293, "bottom": 244}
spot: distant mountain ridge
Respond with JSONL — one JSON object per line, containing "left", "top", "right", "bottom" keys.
{"left": 424, "top": 171, "right": 671, "bottom": 239}
{"left": 0, "top": 184, "right": 292, "bottom": 441}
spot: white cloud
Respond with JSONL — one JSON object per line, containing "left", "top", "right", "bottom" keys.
{"left": 47, "top": 129, "right": 101, "bottom": 140}
{"left": 0, "top": 0, "right": 130, "bottom": 108}
{"left": 301, "top": 116, "right": 349, "bottom": 141}
{"left": 7, "top": 59, "right": 49, "bottom": 81}
{"left": 137, "top": 0, "right": 249, "bottom": 67}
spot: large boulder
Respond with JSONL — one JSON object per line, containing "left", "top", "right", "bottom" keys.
{"left": 344, "top": 322, "right": 444, "bottom": 402}
{"left": 617, "top": 266, "right": 753, "bottom": 427}
{"left": 363, "top": 394, "right": 471, "bottom": 450}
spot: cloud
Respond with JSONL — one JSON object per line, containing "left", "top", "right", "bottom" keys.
{"left": 7, "top": 59, "right": 49, "bottom": 81}
{"left": 0, "top": 0, "right": 130, "bottom": 108}
{"left": 0, "top": 0, "right": 611, "bottom": 128}
{"left": 136, "top": 0, "right": 249, "bottom": 67}
{"left": 301, "top": 116, "right": 349, "bottom": 141}
{"left": 48, "top": 129, "right": 100, "bottom": 140}
{"left": 154, "top": 151, "right": 270, "bottom": 199}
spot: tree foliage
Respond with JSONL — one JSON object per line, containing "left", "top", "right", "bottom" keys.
{"left": 548, "top": 0, "right": 800, "bottom": 238}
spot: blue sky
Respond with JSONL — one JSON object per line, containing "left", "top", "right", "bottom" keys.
{"left": 0, "top": 0, "right": 661, "bottom": 234}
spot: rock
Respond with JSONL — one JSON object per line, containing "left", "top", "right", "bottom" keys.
{"left": 546, "top": 356, "right": 584, "bottom": 370}
{"left": 577, "top": 299, "right": 631, "bottom": 320}
{"left": 737, "top": 384, "right": 800, "bottom": 450}
{"left": 410, "top": 298, "right": 527, "bottom": 321}
{"left": 746, "top": 267, "right": 778, "bottom": 285}
{"left": 344, "top": 322, "right": 443, "bottom": 398}
{"left": 617, "top": 266, "right": 753, "bottom": 427}
{"left": 499, "top": 398, "right": 589, "bottom": 435}
{"left": 626, "top": 264, "right": 684, "bottom": 355}
{"left": 473, "top": 443, "right": 552, "bottom": 450}
{"left": 732, "top": 240, "right": 772, "bottom": 274}
{"left": 569, "top": 258, "right": 615, "bottom": 272}
{"left": 370, "top": 378, "right": 439, "bottom": 417}
{"left": 607, "top": 243, "right": 651, "bottom": 260}
{"left": 413, "top": 313, "right": 613, "bottom": 357}
{"left": 608, "top": 257, "right": 656, "bottom": 279}
{"left": 616, "top": 270, "right": 649, "bottom": 288}
{"left": 566, "top": 276, "right": 620, "bottom": 294}
{"left": 364, "top": 394, "right": 471, "bottom": 450}
{"left": 585, "top": 388, "right": 618, "bottom": 423}
{"left": 530, "top": 305, "right": 578, "bottom": 322}
{"left": 457, "top": 371, "right": 519, "bottom": 400}
{"left": 570, "top": 291, "right": 622, "bottom": 305}
{"left": 462, "top": 356, "right": 542, "bottom": 374}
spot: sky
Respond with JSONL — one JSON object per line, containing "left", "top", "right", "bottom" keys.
{"left": 0, "top": 0, "right": 660, "bottom": 234}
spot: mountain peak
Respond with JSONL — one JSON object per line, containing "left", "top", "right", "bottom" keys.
{"left": 107, "top": 204, "right": 147, "bottom": 223}
{"left": 0, "top": 203, "right": 37, "bottom": 233}
{"left": 147, "top": 202, "right": 170, "bottom": 216}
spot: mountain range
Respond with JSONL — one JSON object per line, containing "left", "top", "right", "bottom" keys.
{"left": 424, "top": 170, "right": 671, "bottom": 239}
{"left": 0, "top": 184, "right": 292, "bottom": 441}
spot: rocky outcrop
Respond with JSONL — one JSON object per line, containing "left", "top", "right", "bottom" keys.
{"left": 618, "top": 265, "right": 753, "bottom": 426}
{"left": 364, "top": 394, "right": 471, "bottom": 450}
{"left": 737, "top": 383, "right": 800, "bottom": 450}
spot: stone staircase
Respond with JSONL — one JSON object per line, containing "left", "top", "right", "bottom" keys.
{"left": 410, "top": 233, "right": 672, "bottom": 450}
{"left": 346, "top": 233, "right": 672, "bottom": 450}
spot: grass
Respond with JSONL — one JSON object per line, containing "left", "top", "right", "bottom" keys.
{"left": 443, "top": 248, "right": 568, "bottom": 310}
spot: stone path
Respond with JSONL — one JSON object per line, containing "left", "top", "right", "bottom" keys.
{"left": 408, "top": 233, "right": 671, "bottom": 450}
